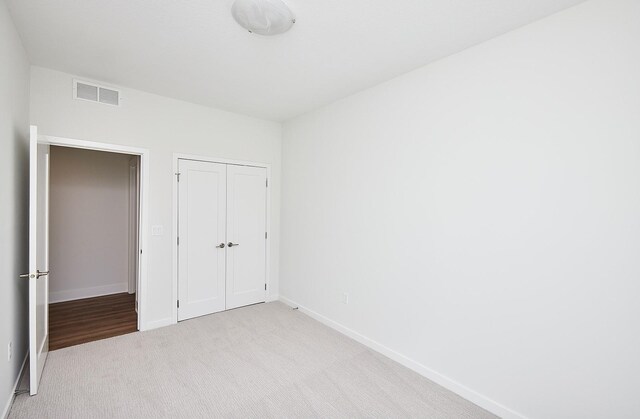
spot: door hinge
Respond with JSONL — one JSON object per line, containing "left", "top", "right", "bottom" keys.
{"left": 177, "top": 236, "right": 179, "bottom": 246}
{"left": 265, "top": 284, "right": 267, "bottom": 291}
{"left": 265, "top": 231, "right": 267, "bottom": 239}
{"left": 177, "top": 300, "right": 180, "bottom": 308}
{"left": 175, "top": 172, "right": 181, "bottom": 182}
{"left": 266, "top": 178, "right": 268, "bottom": 187}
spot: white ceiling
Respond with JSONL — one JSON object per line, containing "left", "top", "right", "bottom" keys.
{"left": 6, "top": 0, "right": 586, "bottom": 121}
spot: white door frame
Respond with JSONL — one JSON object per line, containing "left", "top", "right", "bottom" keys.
{"left": 39, "top": 133, "right": 150, "bottom": 331}
{"left": 172, "top": 153, "right": 272, "bottom": 323}
{"left": 128, "top": 157, "right": 139, "bottom": 295}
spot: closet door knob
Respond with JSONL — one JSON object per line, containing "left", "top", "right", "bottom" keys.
{"left": 228, "top": 242, "right": 239, "bottom": 247}
{"left": 216, "top": 243, "right": 225, "bottom": 248}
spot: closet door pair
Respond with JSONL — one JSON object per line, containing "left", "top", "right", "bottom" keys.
{"left": 177, "top": 159, "right": 267, "bottom": 321}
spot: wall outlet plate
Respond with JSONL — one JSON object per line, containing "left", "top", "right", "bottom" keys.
{"left": 7, "top": 341, "right": 12, "bottom": 361}
{"left": 151, "top": 225, "right": 164, "bottom": 236}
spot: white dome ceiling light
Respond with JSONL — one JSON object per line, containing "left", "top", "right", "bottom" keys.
{"left": 231, "top": 0, "right": 296, "bottom": 36}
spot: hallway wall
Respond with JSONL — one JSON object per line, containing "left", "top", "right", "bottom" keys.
{"left": 49, "top": 147, "right": 134, "bottom": 302}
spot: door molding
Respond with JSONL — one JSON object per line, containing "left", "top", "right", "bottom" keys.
{"left": 38, "top": 133, "right": 150, "bottom": 331}
{"left": 128, "top": 157, "right": 139, "bottom": 295}
{"left": 172, "top": 153, "right": 272, "bottom": 324}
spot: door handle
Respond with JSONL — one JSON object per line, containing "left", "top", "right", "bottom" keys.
{"left": 19, "top": 270, "right": 49, "bottom": 279}
{"left": 216, "top": 243, "right": 226, "bottom": 248}
{"left": 228, "top": 242, "right": 239, "bottom": 247}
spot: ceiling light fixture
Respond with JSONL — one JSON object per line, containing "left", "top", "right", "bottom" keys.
{"left": 231, "top": 0, "right": 295, "bottom": 36}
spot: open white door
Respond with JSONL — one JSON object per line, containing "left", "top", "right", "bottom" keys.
{"left": 25, "top": 126, "right": 50, "bottom": 395}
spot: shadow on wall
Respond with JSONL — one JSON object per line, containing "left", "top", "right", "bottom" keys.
{"left": 13, "top": 125, "right": 29, "bottom": 368}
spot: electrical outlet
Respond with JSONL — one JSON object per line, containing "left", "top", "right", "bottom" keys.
{"left": 342, "top": 293, "right": 349, "bottom": 304}
{"left": 7, "top": 341, "right": 12, "bottom": 361}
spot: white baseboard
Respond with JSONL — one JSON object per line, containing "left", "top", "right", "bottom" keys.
{"left": 279, "top": 296, "right": 526, "bottom": 419}
{"left": 143, "top": 317, "right": 175, "bottom": 332}
{"left": 49, "top": 283, "right": 128, "bottom": 303}
{"left": 2, "top": 352, "right": 28, "bottom": 419}
{"left": 266, "top": 294, "right": 279, "bottom": 303}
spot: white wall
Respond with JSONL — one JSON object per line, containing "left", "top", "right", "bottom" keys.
{"left": 0, "top": 1, "right": 30, "bottom": 417}
{"left": 280, "top": 0, "right": 640, "bottom": 418}
{"left": 30, "top": 66, "right": 282, "bottom": 329}
{"left": 49, "top": 147, "right": 133, "bottom": 303}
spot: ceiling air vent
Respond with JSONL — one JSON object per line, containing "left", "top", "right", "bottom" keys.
{"left": 74, "top": 80, "right": 120, "bottom": 106}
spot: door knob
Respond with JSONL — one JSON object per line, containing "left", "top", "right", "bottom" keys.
{"left": 228, "top": 242, "right": 240, "bottom": 247}
{"left": 216, "top": 243, "right": 225, "bottom": 248}
{"left": 36, "top": 270, "right": 49, "bottom": 278}
{"left": 19, "top": 273, "right": 33, "bottom": 279}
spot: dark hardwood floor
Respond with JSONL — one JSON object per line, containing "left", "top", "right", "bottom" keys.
{"left": 49, "top": 292, "right": 138, "bottom": 351}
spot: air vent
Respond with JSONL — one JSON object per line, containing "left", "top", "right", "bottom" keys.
{"left": 74, "top": 80, "right": 120, "bottom": 106}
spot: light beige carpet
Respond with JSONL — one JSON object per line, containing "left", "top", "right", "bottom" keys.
{"left": 9, "top": 302, "right": 497, "bottom": 418}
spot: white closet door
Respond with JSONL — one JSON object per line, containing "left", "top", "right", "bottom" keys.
{"left": 226, "top": 165, "right": 267, "bottom": 309}
{"left": 178, "top": 160, "right": 227, "bottom": 320}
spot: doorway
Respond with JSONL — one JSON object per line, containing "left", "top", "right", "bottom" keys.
{"left": 176, "top": 157, "right": 269, "bottom": 321}
{"left": 26, "top": 128, "right": 150, "bottom": 395}
{"left": 48, "top": 146, "right": 140, "bottom": 350}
